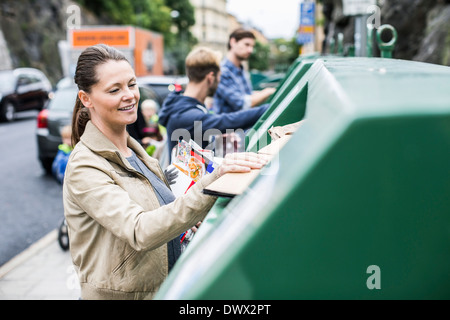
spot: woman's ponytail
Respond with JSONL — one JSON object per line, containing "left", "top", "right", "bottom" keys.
{"left": 71, "top": 96, "right": 90, "bottom": 147}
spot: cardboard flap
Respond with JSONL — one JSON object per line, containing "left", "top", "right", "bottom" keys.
{"left": 203, "top": 170, "right": 261, "bottom": 198}
{"left": 203, "top": 121, "right": 300, "bottom": 198}
{"left": 268, "top": 120, "right": 305, "bottom": 140}
{"left": 203, "top": 136, "right": 291, "bottom": 197}
{"left": 257, "top": 135, "right": 292, "bottom": 158}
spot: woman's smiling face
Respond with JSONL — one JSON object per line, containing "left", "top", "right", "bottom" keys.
{"left": 80, "top": 59, "right": 140, "bottom": 131}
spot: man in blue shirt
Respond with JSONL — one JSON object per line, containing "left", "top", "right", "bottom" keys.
{"left": 213, "top": 28, "right": 276, "bottom": 114}
{"left": 159, "top": 47, "right": 268, "bottom": 159}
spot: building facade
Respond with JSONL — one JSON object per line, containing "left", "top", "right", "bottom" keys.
{"left": 190, "top": 0, "right": 230, "bottom": 56}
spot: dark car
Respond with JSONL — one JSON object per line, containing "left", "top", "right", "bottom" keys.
{"left": 36, "top": 78, "right": 162, "bottom": 174}
{"left": 0, "top": 68, "right": 52, "bottom": 122}
{"left": 137, "top": 75, "right": 188, "bottom": 104}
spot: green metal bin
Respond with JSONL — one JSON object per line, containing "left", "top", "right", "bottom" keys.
{"left": 155, "top": 57, "right": 450, "bottom": 300}
{"left": 246, "top": 55, "right": 319, "bottom": 152}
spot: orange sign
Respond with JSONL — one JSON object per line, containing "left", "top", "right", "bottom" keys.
{"left": 70, "top": 28, "right": 132, "bottom": 48}
{"left": 299, "top": 26, "right": 315, "bottom": 34}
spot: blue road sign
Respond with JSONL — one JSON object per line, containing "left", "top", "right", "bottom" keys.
{"left": 297, "top": 2, "right": 315, "bottom": 44}
{"left": 300, "top": 2, "right": 315, "bottom": 26}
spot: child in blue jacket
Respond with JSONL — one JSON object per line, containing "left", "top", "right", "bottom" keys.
{"left": 52, "top": 125, "right": 73, "bottom": 184}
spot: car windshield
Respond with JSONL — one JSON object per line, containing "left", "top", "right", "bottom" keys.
{"left": 0, "top": 71, "right": 15, "bottom": 92}
{"left": 48, "top": 87, "right": 78, "bottom": 111}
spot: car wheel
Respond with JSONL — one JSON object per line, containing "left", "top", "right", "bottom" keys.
{"left": 1, "top": 101, "right": 16, "bottom": 122}
{"left": 40, "top": 157, "right": 54, "bottom": 175}
{"left": 38, "top": 97, "right": 47, "bottom": 111}
{"left": 58, "top": 218, "right": 70, "bottom": 251}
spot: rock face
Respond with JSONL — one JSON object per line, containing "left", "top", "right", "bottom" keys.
{"left": 322, "top": 0, "right": 450, "bottom": 66}
{"left": 413, "top": 3, "right": 450, "bottom": 66}
{"left": 0, "top": 30, "right": 12, "bottom": 70}
{"left": 0, "top": 0, "right": 103, "bottom": 84}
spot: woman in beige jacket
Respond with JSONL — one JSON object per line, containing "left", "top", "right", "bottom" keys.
{"left": 63, "top": 44, "right": 267, "bottom": 300}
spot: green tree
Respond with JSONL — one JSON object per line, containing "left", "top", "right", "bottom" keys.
{"left": 74, "top": 0, "right": 197, "bottom": 74}
{"left": 164, "top": 0, "right": 197, "bottom": 74}
{"left": 133, "top": 0, "right": 172, "bottom": 34}
{"left": 249, "top": 41, "right": 270, "bottom": 71}
{"left": 75, "top": 0, "right": 172, "bottom": 34}
{"left": 75, "top": 0, "right": 134, "bottom": 24}
{"left": 271, "top": 37, "right": 300, "bottom": 73}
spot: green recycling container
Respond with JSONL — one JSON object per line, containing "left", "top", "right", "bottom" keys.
{"left": 155, "top": 57, "right": 450, "bottom": 300}
{"left": 246, "top": 54, "right": 321, "bottom": 152}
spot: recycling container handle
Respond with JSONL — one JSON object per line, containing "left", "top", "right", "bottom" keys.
{"left": 376, "top": 24, "right": 398, "bottom": 58}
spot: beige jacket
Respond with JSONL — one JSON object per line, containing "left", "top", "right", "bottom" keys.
{"left": 63, "top": 121, "right": 219, "bottom": 300}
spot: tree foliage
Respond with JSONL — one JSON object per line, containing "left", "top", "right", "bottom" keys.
{"left": 163, "top": 0, "right": 197, "bottom": 73}
{"left": 74, "top": 0, "right": 196, "bottom": 74}
{"left": 249, "top": 41, "right": 270, "bottom": 71}
{"left": 271, "top": 37, "right": 301, "bottom": 73}
{"left": 75, "top": 0, "right": 172, "bottom": 34}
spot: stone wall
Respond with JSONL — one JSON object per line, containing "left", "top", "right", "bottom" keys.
{"left": 322, "top": 0, "right": 450, "bottom": 66}
{"left": 0, "top": 0, "right": 103, "bottom": 84}
{"left": 0, "top": 30, "right": 12, "bottom": 70}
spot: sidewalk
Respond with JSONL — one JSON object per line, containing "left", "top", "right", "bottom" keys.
{"left": 0, "top": 230, "right": 80, "bottom": 300}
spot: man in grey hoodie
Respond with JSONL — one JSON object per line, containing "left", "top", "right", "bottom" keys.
{"left": 158, "top": 47, "right": 268, "bottom": 158}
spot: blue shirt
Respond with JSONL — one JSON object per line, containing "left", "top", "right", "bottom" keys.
{"left": 126, "top": 151, "right": 175, "bottom": 206}
{"left": 213, "top": 59, "right": 253, "bottom": 114}
{"left": 126, "top": 150, "right": 180, "bottom": 271}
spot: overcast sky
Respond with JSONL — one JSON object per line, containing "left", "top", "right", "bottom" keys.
{"left": 226, "top": 0, "right": 301, "bottom": 39}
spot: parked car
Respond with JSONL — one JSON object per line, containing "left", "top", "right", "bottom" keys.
{"left": 0, "top": 68, "right": 52, "bottom": 122}
{"left": 137, "top": 75, "right": 188, "bottom": 104}
{"left": 36, "top": 78, "right": 162, "bottom": 174}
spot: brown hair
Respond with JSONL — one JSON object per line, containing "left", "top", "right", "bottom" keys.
{"left": 71, "top": 44, "right": 129, "bottom": 146}
{"left": 185, "top": 47, "right": 222, "bottom": 83}
{"left": 228, "top": 28, "right": 256, "bottom": 50}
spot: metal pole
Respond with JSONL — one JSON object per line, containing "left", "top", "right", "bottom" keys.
{"left": 354, "top": 14, "right": 368, "bottom": 57}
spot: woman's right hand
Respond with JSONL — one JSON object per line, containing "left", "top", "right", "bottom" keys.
{"left": 218, "top": 152, "right": 269, "bottom": 177}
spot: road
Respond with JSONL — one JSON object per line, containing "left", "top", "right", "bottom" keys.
{"left": 0, "top": 111, "right": 64, "bottom": 267}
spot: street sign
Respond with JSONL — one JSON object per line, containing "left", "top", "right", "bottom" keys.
{"left": 69, "top": 27, "right": 134, "bottom": 48}
{"left": 297, "top": 1, "right": 315, "bottom": 45}
{"left": 343, "top": 0, "right": 376, "bottom": 16}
